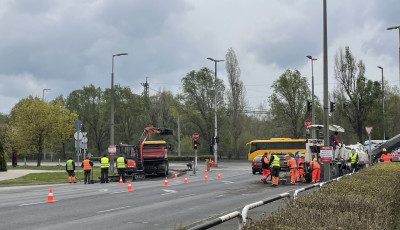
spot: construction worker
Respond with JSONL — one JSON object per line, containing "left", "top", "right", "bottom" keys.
{"left": 261, "top": 152, "right": 271, "bottom": 183}
{"left": 310, "top": 158, "right": 321, "bottom": 183}
{"left": 285, "top": 155, "right": 297, "bottom": 185}
{"left": 270, "top": 153, "right": 280, "bottom": 186}
{"left": 380, "top": 148, "right": 392, "bottom": 162}
{"left": 349, "top": 149, "right": 359, "bottom": 173}
{"left": 81, "top": 156, "right": 93, "bottom": 184}
{"left": 65, "top": 156, "right": 76, "bottom": 183}
{"left": 116, "top": 154, "right": 128, "bottom": 183}
{"left": 330, "top": 131, "right": 340, "bottom": 150}
{"left": 297, "top": 154, "right": 306, "bottom": 183}
{"left": 100, "top": 154, "right": 109, "bottom": 183}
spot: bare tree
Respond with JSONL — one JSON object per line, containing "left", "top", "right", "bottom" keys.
{"left": 225, "top": 48, "right": 246, "bottom": 159}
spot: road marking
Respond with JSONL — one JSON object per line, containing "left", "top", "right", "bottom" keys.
{"left": 179, "top": 194, "right": 196, "bottom": 198}
{"left": 161, "top": 189, "right": 177, "bottom": 195}
{"left": 99, "top": 189, "right": 109, "bottom": 192}
{"left": 96, "top": 206, "right": 131, "bottom": 214}
{"left": 222, "top": 181, "right": 234, "bottom": 184}
{"left": 216, "top": 195, "right": 224, "bottom": 198}
{"left": 19, "top": 201, "right": 48, "bottom": 206}
{"left": 112, "top": 191, "right": 127, "bottom": 194}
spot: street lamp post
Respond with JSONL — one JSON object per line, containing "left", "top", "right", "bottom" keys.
{"left": 42, "top": 88, "right": 51, "bottom": 160}
{"left": 42, "top": 88, "right": 51, "bottom": 100}
{"left": 377, "top": 66, "right": 385, "bottom": 140}
{"left": 110, "top": 53, "right": 128, "bottom": 173}
{"left": 207, "top": 57, "right": 224, "bottom": 168}
{"left": 387, "top": 26, "right": 400, "bottom": 87}
{"left": 306, "top": 55, "right": 317, "bottom": 139}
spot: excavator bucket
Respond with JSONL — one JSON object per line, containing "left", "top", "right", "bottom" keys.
{"left": 158, "top": 128, "right": 173, "bottom": 136}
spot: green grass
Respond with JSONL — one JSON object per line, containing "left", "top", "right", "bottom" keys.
{"left": 0, "top": 168, "right": 102, "bottom": 185}
{"left": 8, "top": 165, "right": 65, "bottom": 170}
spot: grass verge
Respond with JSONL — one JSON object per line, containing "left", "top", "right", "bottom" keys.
{"left": 245, "top": 162, "right": 400, "bottom": 230}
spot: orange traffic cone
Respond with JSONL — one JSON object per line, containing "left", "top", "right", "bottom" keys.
{"left": 184, "top": 175, "right": 188, "bottom": 184}
{"left": 163, "top": 177, "right": 169, "bottom": 186}
{"left": 127, "top": 180, "right": 133, "bottom": 192}
{"left": 204, "top": 173, "right": 208, "bottom": 181}
{"left": 174, "top": 172, "right": 178, "bottom": 179}
{"left": 217, "top": 172, "right": 221, "bottom": 180}
{"left": 46, "top": 188, "right": 55, "bottom": 203}
{"left": 119, "top": 176, "right": 123, "bottom": 184}
{"left": 205, "top": 168, "right": 208, "bottom": 175}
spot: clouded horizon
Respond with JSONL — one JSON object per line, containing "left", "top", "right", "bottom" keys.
{"left": 1, "top": 0, "right": 399, "bottom": 114}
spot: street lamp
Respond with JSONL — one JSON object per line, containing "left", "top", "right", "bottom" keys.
{"left": 306, "top": 55, "right": 317, "bottom": 139}
{"left": 110, "top": 53, "right": 128, "bottom": 173}
{"left": 377, "top": 66, "right": 385, "bottom": 140}
{"left": 387, "top": 26, "right": 400, "bottom": 87}
{"left": 42, "top": 88, "right": 51, "bottom": 100}
{"left": 207, "top": 57, "right": 224, "bottom": 168}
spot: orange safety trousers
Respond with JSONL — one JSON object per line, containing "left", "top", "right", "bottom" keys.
{"left": 290, "top": 168, "right": 296, "bottom": 184}
{"left": 261, "top": 169, "right": 270, "bottom": 181}
{"left": 297, "top": 168, "right": 305, "bottom": 182}
{"left": 312, "top": 168, "right": 321, "bottom": 182}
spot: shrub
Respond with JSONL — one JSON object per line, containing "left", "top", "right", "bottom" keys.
{"left": 245, "top": 163, "right": 400, "bottom": 230}
{"left": 0, "top": 141, "right": 7, "bottom": 171}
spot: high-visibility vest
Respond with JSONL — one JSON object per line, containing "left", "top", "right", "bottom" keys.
{"left": 287, "top": 158, "right": 297, "bottom": 169}
{"left": 310, "top": 160, "right": 320, "bottom": 170}
{"left": 117, "top": 157, "right": 126, "bottom": 168}
{"left": 66, "top": 159, "right": 74, "bottom": 171}
{"left": 83, "top": 159, "right": 92, "bottom": 170}
{"left": 382, "top": 153, "right": 391, "bottom": 162}
{"left": 101, "top": 157, "right": 109, "bottom": 168}
{"left": 350, "top": 153, "right": 358, "bottom": 164}
{"left": 270, "top": 155, "right": 280, "bottom": 167}
{"left": 297, "top": 158, "right": 304, "bottom": 169}
{"left": 262, "top": 155, "right": 270, "bottom": 169}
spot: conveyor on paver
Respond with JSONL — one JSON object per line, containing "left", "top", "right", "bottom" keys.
{"left": 370, "top": 133, "right": 400, "bottom": 158}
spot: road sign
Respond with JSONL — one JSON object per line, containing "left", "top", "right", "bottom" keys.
{"left": 365, "top": 126, "right": 373, "bottom": 136}
{"left": 81, "top": 136, "right": 88, "bottom": 144}
{"left": 320, "top": 146, "right": 333, "bottom": 162}
{"left": 304, "top": 120, "right": 312, "bottom": 127}
{"left": 108, "top": 145, "right": 116, "bottom": 155}
{"left": 74, "top": 120, "right": 82, "bottom": 131}
{"left": 74, "top": 132, "right": 82, "bottom": 140}
{"left": 192, "top": 133, "right": 199, "bottom": 140}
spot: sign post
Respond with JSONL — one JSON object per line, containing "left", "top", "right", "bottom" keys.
{"left": 304, "top": 119, "right": 312, "bottom": 127}
{"left": 74, "top": 120, "right": 83, "bottom": 180}
{"left": 108, "top": 145, "right": 117, "bottom": 173}
{"left": 365, "top": 126, "right": 373, "bottom": 161}
{"left": 320, "top": 146, "right": 332, "bottom": 181}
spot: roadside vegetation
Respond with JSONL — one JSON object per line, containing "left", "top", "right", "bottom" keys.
{"left": 245, "top": 163, "right": 400, "bottom": 229}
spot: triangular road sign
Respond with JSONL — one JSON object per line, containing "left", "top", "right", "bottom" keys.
{"left": 365, "top": 126, "right": 373, "bottom": 136}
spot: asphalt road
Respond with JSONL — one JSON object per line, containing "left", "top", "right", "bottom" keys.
{"left": 0, "top": 162, "right": 309, "bottom": 230}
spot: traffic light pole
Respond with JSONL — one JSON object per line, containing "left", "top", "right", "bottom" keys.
{"left": 194, "top": 149, "right": 197, "bottom": 175}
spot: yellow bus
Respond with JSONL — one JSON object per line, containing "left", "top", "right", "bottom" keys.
{"left": 246, "top": 138, "right": 307, "bottom": 161}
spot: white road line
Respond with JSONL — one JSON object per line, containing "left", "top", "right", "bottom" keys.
{"left": 179, "top": 194, "right": 196, "bottom": 199}
{"left": 112, "top": 191, "right": 127, "bottom": 194}
{"left": 222, "top": 181, "right": 234, "bottom": 184}
{"left": 19, "top": 201, "right": 48, "bottom": 206}
{"left": 96, "top": 206, "right": 131, "bottom": 214}
{"left": 215, "top": 195, "right": 224, "bottom": 198}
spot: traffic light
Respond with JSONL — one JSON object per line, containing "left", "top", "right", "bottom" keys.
{"left": 330, "top": 101, "right": 336, "bottom": 112}
{"left": 193, "top": 140, "right": 198, "bottom": 150}
{"left": 342, "top": 102, "right": 349, "bottom": 110}
{"left": 216, "top": 136, "right": 220, "bottom": 143}
{"left": 211, "top": 136, "right": 215, "bottom": 145}
{"left": 306, "top": 101, "right": 312, "bottom": 112}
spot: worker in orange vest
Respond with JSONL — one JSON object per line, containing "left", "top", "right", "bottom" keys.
{"left": 310, "top": 158, "right": 321, "bottom": 183}
{"left": 297, "top": 154, "right": 306, "bottom": 183}
{"left": 261, "top": 153, "right": 271, "bottom": 183}
{"left": 380, "top": 148, "right": 392, "bottom": 162}
{"left": 81, "top": 156, "right": 93, "bottom": 184}
{"left": 285, "top": 155, "right": 297, "bottom": 185}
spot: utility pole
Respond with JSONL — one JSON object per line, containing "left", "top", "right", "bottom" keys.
{"left": 322, "top": 0, "right": 330, "bottom": 181}
{"left": 141, "top": 77, "right": 150, "bottom": 110}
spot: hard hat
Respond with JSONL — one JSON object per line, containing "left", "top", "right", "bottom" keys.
{"left": 383, "top": 148, "right": 387, "bottom": 152}
{"left": 284, "top": 154, "right": 289, "bottom": 159}
{"left": 301, "top": 154, "right": 305, "bottom": 157}
{"left": 313, "top": 158, "right": 317, "bottom": 161}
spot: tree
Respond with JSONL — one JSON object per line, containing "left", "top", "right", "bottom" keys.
{"left": 0, "top": 140, "right": 6, "bottom": 171}
{"left": 333, "top": 46, "right": 381, "bottom": 143}
{"left": 7, "top": 96, "right": 77, "bottom": 166}
{"left": 180, "top": 68, "right": 225, "bottom": 153}
{"left": 225, "top": 47, "right": 246, "bottom": 158}
{"left": 66, "top": 85, "right": 108, "bottom": 155}
{"left": 269, "top": 69, "right": 311, "bottom": 138}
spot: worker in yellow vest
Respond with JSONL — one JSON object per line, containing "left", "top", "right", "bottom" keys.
{"left": 65, "top": 156, "right": 76, "bottom": 183}
{"left": 81, "top": 156, "right": 93, "bottom": 184}
{"left": 116, "top": 154, "right": 128, "bottom": 183}
{"left": 100, "top": 154, "right": 110, "bottom": 183}
{"left": 270, "top": 154, "right": 280, "bottom": 186}
{"left": 349, "top": 149, "right": 359, "bottom": 173}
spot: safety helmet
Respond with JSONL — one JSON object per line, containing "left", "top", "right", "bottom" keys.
{"left": 301, "top": 154, "right": 305, "bottom": 157}
{"left": 313, "top": 158, "right": 317, "bottom": 161}
{"left": 284, "top": 155, "right": 289, "bottom": 159}
{"left": 383, "top": 148, "right": 387, "bottom": 152}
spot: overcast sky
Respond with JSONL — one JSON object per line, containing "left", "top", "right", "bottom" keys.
{"left": 0, "top": 0, "right": 399, "bottom": 114}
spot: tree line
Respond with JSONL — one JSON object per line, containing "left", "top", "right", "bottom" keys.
{"left": 0, "top": 47, "right": 399, "bottom": 165}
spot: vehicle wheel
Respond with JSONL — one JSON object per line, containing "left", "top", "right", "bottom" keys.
{"left": 252, "top": 170, "right": 256, "bottom": 175}
{"left": 164, "top": 162, "right": 169, "bottom": 177}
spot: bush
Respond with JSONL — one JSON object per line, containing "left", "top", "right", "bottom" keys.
{"left": 0, "top": 141, "right": 7, "bottom": 171}
{"left": 245, "top": 163, "right": 400, "bottom": 230}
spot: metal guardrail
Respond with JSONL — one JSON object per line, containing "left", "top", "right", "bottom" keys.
{"left": 188, "top": 172, "right": 356, "bottom": 230}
